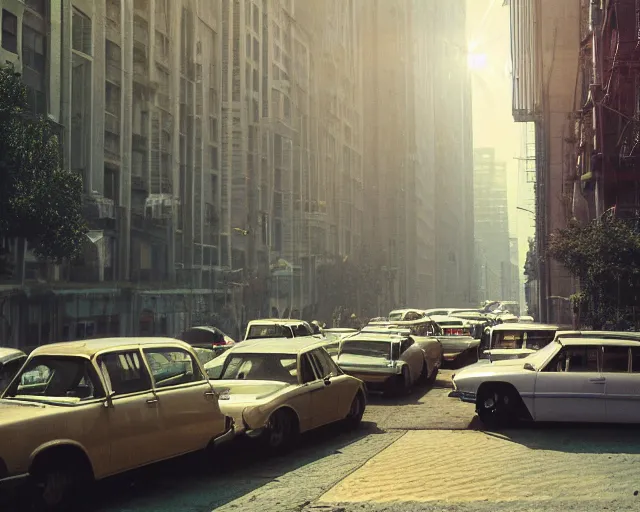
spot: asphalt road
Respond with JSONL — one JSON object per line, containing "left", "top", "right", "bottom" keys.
{"left": 7, "top": 368, "right": 640, "bottom": 511}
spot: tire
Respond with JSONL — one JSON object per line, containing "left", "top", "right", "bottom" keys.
{"left": 477, "top": 385, "right": 519, "bottom": 429}
{"left": 344, "top": 392, "right": 365, "bottom": 430}
{"left": 32, "top": 462, "right": 84, "bottom": 512}
{"left": 263, "top": 409, "right": 297, "bottom": 452}
{"left": 426, "top": 365, "right": 439, "bottom": 386}
{"left": 419, "top": 361, "right": 429, "bottom": 383}
{"left": 395, "top": 367, "right": 412, "bottom": 396}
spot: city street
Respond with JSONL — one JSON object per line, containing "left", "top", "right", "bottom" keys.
{"left": 7, "top": 370, "right": 637, "bottom": 512}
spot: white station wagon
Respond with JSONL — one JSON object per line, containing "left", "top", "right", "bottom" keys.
{"left": 450, "top": 331, "right": 640, "bottom": 427}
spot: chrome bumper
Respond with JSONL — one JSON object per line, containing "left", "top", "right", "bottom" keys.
{"left": 448, "top": 390, "right": 477, "bottom": 404}
{"left": 213, "top": 418, "right": 237, "bottom": 446}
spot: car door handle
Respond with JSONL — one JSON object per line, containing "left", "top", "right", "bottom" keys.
{"left": 588, "top": 377, "right": 606, "bottom": 383}
{"left": 146, "top": 397, "right": 159, "bottom": 405}
{"left": 204, "top": 391, "right": 216, "bottom": 398}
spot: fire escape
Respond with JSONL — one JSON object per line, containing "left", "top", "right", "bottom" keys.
{"left": 598, "top": 0, "right": 640, "bottom": 221}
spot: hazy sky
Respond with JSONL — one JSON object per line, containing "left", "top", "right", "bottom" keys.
{"left": 466, "top": 0, "right": 535, "bottom": 303}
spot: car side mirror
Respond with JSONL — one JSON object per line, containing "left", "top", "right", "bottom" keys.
{"left": 103, "top": 390, "right": 115, "bottom": 409}
{"left": 523, "top": 363, "right": 535, "bottom": 371}
{"left": 324, "top": 377, "right": 331, "bottom": 386}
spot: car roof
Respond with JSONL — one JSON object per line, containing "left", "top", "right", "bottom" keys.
{"left": 346, "top": 332, "right": 405, "bottom": 342}
{"left": 247, "top": 319, "right": 307, "bottom": 326}
{"left": 492, "top": 323, "right": 558, "bottom": 331}
{"left": 28, "top": 337, "right": 192, "bottom": 358}
{"left": 555, "top": 331, "right": 640, "bottom": 345}
{"left": 0, "top": 347, "right": 26, "bottom": 363}
{"left": 226, "top": 337, "right": 328, "bottom": 355}
{"left": 430, "top": 315, "right": 464, "bottom": 323}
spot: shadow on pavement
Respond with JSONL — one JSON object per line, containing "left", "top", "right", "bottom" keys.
{"left": 483, "top": 422, "right": 640, "bottom": 454}
{"left": 4, "top": 421, "right": 382, "bottom": 512}
{"left": 366, "top": 379, "right": 445, "bottom": 406}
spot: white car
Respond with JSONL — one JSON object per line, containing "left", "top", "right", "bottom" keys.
{"left": 450, "top": 331, "right": 640, "bottom": 427}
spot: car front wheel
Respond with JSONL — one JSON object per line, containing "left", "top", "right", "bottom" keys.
{"left": 477, "top": 385, "right": 518, "bottom": 429}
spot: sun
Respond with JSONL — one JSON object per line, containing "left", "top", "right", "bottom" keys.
{"left": 468, "top": 52, "right": 488, "bottom": 70}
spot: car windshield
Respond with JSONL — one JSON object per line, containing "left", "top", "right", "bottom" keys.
{"left": 493, "top": 330, "right": 556, "bottom": 350}
{"left": 217, "top": 353, "right": 298, "bottom": 384}
{"left": 246, "top": 324, "right": 293, "bottom": 339}
{"left": 4, "top": 356, "right": 102, "bottom": 405}
{"left": 340, "top": 340, "right": 392, "bottom": 359}
{"left": 524, "top": 341, "right": 560, "bottom": 369}
{"left": 388, "top": 312, "right": 404, "bottom": 321}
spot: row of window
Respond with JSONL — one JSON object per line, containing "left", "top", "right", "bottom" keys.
{"left": 544, "top": 346, "right": 640, "bottom": 374}
{"left": 14, "top": 348, "right": 203, "bottom": 401}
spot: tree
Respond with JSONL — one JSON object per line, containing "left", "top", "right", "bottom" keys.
{"left": 0, "top": 66, "right": 86, "bottom": 275}
{"left": 547, "top": 215, "right": 640, "bottom": 329}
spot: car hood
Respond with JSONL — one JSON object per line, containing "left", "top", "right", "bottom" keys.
{"left": 210, "top": 380, "right": 291, "bottom": 402}
{"left": 455, "top": 357, "right": 529, "bottom": 378}
{"left": 0, "top": 399, "right": 50, "bottom": 426}
{"left": 336, "top": 353, "right": 391, "bottom": 368}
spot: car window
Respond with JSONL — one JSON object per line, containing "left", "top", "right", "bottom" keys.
{"left": 6, "top": 356, "right": 103, "bottom": 402}
{"left": 0, "top": 358, "right": 25, "bottom": 391}
{"left": 293, "top": 324, "right": 310, "bottom": 337}
{"left": 98, "top": 351, "right": 152, "bottom": 395}
{"left": 300, "top": 354, "right": 316, "bottom": 383}
{"left": 602, "top": 346, "right": 630, "bottom": 373}
{"left": 632, "top": 347, "right": 640, "bottom": 373}
{"left": 543, "top": 346, "right": 599, "bottom": 373}
{"left": 246, "top": 324, "right": 291, "bottom": 339}
{"left": 218, "top": 353, "right": 297, "bottom": 384}
{"left": 400, "top": 338, "right": 414, "bottom": 353}
{"left": 143, "top": 348, "right": 204, "bottom": 388}
{"left": 309, "top": 349, "right": 338, "bottom": 378}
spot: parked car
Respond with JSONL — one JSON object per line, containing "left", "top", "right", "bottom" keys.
{"left": 450, "top": 331, "right": 640, "bottom": 427}
{"left": 208, "top": 337, "right": 366, "bottom": 451}
{"left": 387, "top": 309, "right": 427, "bottom": 321}
{"left": 362, "top": 319, "right": 443, "bottom": 377}
{"left": 244, "top": 319, "right": 321, "bottom": 340}
{"left": 0, "top": 338, "right": 234, "bottom": 510}
{"left": 177, "top": 326, "right": 236, "bottom": 365}
{"left": 0, "top": 348, "right": 27, "bottom": 394}
{"left": 336, "top": 331, "right": 435, "bottom": 394}
{"left": 481, "top": 323, "right": 558, "bottom": 361}
{"left": 429, "top": 315, "right": 480, "bottom": 363}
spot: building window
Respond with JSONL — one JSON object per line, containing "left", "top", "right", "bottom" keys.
{"left": 25, "top": 0, "right": 46, "bottom": 16}
{"left": 22, "top": 13, "right": 47, "bottom": 115}
{"left": 2, "top": 10, "right": 17, "bottom": 53}
{"left": 22, "top": 24, "right": 45, "bottom": 73}
{"left": 72, "top": 8, "right": 92, "bottom": 56}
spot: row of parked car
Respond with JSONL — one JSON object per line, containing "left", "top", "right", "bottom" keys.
{"left": 0, "top": 308, "right": 542, "bottom": 510}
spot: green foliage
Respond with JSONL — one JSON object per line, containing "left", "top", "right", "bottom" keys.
{"left": 547, "top": 216, "right": 640, "bottom": 328}
{"left": 0, "top": 66, "right": 86, "bottom": 273}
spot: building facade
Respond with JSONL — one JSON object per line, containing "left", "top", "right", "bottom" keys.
{"left": 359, "top": 0, "right": 475, "bottom": 312}
{"left": 509, "top": 0, "right": 580, "bottom": 324}
{"left": 473, "top": 148, "right": 511, "bottom": 302}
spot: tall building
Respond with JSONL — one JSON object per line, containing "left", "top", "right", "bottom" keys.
{"left": 432, "top": 0, "right": 475, "bottom": 308}
{"left": 509, "top": 0, "right": 580, "bottom": 324}
{"left": 474, "top": 148, "right": 510, "bottom": 301}
{"left": 573, "top": 2, "right": 640, "bottom": 226}
{"left": 359, "top": 0, "right": 475, "bottom": 312}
